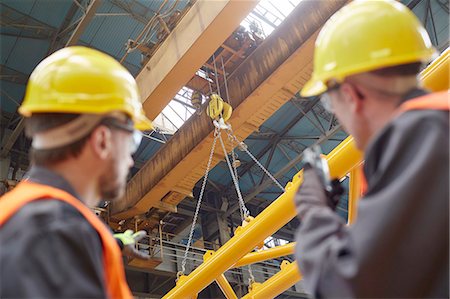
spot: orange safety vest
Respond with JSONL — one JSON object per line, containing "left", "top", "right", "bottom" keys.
{"left": 397, "top": 91, "right": 449, "bottom": 114}
{"left": 0, "top": 181, "right": 132, "bottom": 299}
{"left": 360, "top": 91, "right": 449, "bottom": 195}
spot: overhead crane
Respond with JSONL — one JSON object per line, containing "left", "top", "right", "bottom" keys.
{"left": 110, "top": 0, "right": 348, "bottom": 224}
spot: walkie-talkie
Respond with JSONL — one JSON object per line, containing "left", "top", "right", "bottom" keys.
{"left": 303, "top": 145, "right": 344, "bottom": 210}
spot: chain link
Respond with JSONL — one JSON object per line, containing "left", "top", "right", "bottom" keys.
{"left": 225, "top": 128, "right": 244, "bottom": 210}
{"left": 225, "top": 128, "right": 286, "bottom": 193}
{"left": 180, "top": 128, "right": 220, "bottom": 274}
{"left": 230, "top": 149, "right": 245, "bottom": 220}
{"left": 218, "top": 133, "right": 250, "bottom": 218}
{"left": 220, "top": 129, "right": 258, "bottom": 285}
{"left": 248, "top": 265, "right": 256, "bottom": 286}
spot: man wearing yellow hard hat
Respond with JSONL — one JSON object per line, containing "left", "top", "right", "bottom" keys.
{"left": 0, "top": 46, "right": 154, "bottom": 298}
{"left": 294, "top": 0, "right": 448, "bottom": 298}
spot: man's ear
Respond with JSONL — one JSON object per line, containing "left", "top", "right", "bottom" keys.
{"left": 340, "top": 82, "right": 365, "bottom": 114}
{"left": 90, "top": 126, "right": 113, "bottom": 160}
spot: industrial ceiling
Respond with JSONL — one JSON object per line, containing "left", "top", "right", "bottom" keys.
{"left": 1, "top": 0, "right": 448, "bottom": 297}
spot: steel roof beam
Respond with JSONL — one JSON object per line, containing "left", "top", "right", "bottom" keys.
{"left": 66, "top": 0, "right": 102, "bottom": 46}
{"left": 0, "top": 117, "right": 25, "bottom": 159}
{"left": 48, "top": 2, "right": 80, "bottom": 49}
{"left": 0, "top": 65, "right": 29, "bottom": 85}
{"left": 0, "top": 4, "right": 57, "bottom": 40}
{"left": 231, "top": 97, "right": 320, "bottom": 182}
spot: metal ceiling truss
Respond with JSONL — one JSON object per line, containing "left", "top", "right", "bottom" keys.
{"left": 109, "top": 0, "right": 154, "bottom": 25}
{"left": 407, "top": 0, "right": 449, "bottom": 51}
{"left": 0, "top": 3, "right": 57, "bottom": 40}
{"left": 231, "top": 97, "right": 320, "bottom": 183}
{"left": 0, "top": 65, "right": 28, "bottom": 85}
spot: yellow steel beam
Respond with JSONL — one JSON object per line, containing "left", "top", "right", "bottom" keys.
{"left": 233, "top": 243, "right": 295, "bottom": 268}
{"left": 216, "top": 274, "right": 238, "bottom": 299}
{"left": 112, "top": 0, "right": 348, "bottom": 219}
{"left": 348, "top": 164, "right": 364, "bottom": 225}
{"left": 162, "top": 136, "right": 362, "bottom": 299}
{"left": 242, "top": 261, "right": 302, "bottom": 299}
{"left": 204, "top": 250, "right": 238, "bottom": 299}
{"left": 136, "top": 0, "right": 257, "bottom": 120}
{"left": 420, "top": 47, "right": 449, "bottom": 92}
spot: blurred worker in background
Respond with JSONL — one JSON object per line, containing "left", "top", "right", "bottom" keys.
{"left": 0, "top": 46, "right": 153, "bottom": 298}
{"left": 295, "top": 0, "right": 449, "bottom": 298}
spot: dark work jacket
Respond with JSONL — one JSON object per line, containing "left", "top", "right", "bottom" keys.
{"left": 295, "top": 90, "right": 449, "bottom": 298}
{"left": 0, "top": 167, "right": 106, "bottom": 298}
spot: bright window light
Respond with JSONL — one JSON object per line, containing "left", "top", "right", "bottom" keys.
{"left": 264, "top": 236, "right": 290, "bottom": 249}
{"left": 240, "top": 0, "right": 303, "bottom": 37}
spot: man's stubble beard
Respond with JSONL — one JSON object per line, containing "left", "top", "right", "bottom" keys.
{"left": 99, "top": 156, "right": 127, "bottom": 201}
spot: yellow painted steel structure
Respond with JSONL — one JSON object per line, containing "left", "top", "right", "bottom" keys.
{"left": 421, "top": 47, "right": 449, "bottom": 92}
{"left": 204, "top": 250, "right": 238, "bottom": 299}
{"left": 162, "top": 136, "right": 363, "bottom": 299}
{"left": 216, "top": 274, "right": 238, "bottom": 299}
{"left": 242, "top": 261, "right": 302, "bottom": 299}
{"left": 237, "top": 160, "right": 364, "bottom": 298}
{"left": 348, "top": 164, "right": 364, "bottom": 225}
{"left": 233, "top": 243, "right": 295, "bottom": 268}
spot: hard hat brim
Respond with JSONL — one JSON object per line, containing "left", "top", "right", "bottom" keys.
{"left": 301, "top": 78, "right": 327, "bottom": 98}
{"left": 135, "top": 117, "right": 154, "bottom": 131}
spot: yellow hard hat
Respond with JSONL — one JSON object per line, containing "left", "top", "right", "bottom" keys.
{"left": 19, "top": 46, "right": 153, "bottom": 131}
{"left": 301, "top": 0, "right": 436, "bottom": 97}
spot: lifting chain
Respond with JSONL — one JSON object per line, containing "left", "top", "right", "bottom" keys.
{"left": 179, "top": 53, "right": 278, "bottom": 285}
{"left": 218, "top": 132, "right": 250, "bottom": 219}
{"left": 225, "top": 126, "right": 286, "bottom": 193}
{"left": 180, "top": 127, "right": 220, "bottom": 275}
{"left": 220, "top": 129, "right": 256, "bottom": 284}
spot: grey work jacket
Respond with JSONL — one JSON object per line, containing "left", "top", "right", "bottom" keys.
{"left": 0, "top": 167, "right": 107, "bottom": 298}
{"left": 295, "top": 91, "right": 449, "bottom": 298}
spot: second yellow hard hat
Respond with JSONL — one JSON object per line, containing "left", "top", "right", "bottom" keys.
{"left": 301, "top": 0, "right": 436, "bottom": 97}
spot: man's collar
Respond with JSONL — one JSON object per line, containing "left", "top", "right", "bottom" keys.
{"left": 24, "top": 166, "right": 82, "bottom": 201}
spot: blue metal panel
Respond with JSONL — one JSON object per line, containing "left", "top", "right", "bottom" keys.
{"left": 89, "top": 4, "right": 137, "bottom": 57}
{"left": 1, "top": 0, "right": 70, "bottom": 28}
{"left": 0, "top": 81, "right": 26, "bottom": 114}
{"left": 79, "top": 2, "right": 110, "bottom": 44}
{"left": 5, "top": 38, "right": 49, "bottom": 74}
{"left": 260, "top": 102, "right": 299, "bottom": 132}
{"left": 1, "top": 0, "right": 35, "bottom": 15}
{"left": 29, "top": 0, "right": 72, "bottom": 27}
{"left": 0, "top": 35, "right": 18, "bottom": 65}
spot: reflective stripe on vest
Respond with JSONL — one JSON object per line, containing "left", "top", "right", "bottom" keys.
{"left": 0, "top": 181, "right": 132, "bottom": 299}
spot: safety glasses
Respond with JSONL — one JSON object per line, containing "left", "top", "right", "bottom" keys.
{"left": 320, "top": 83, "right": 341, "bottom": 113}
{"left": 101, "top": 118, "right": 143, "bottom": 155}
